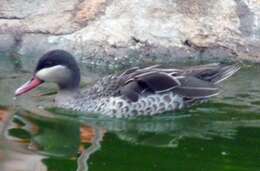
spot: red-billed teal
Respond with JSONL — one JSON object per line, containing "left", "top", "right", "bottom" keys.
{"left": 15, "top": 50, "right": 240, "bottom": 118}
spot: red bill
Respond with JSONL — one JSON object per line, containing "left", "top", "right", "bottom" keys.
{"left": 15, "top": 77, "right": 43, "bottom": 96}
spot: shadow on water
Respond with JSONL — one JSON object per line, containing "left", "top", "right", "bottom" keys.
{"left": 1, "top": 54, "right": 260, "bottom": 171}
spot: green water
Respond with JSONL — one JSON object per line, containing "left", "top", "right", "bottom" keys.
{"left": 0, "top": 55, "right": 260, "bottom": 171}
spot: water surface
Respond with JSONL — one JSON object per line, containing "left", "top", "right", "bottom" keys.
{"left": 0, "top": 55, "right": 260, "bottom": 171}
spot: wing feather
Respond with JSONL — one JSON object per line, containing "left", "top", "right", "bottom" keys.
{"left": 173, "top": 76, "right": 219, "bottom": 98}
{"left": 117, "top": 63, "right": 238, "bottom": 101}
{"left": 119, "top": 71, "right": 180, "bottom": 101}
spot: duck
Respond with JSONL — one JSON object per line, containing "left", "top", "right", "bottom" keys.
{"left": 15, "top": 50, "right": 240, "bottom": 118}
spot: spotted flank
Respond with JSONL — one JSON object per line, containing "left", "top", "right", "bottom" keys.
{"left": 103, "top": 93, "right": 183, "bottom": 117}
{"left": 78, "top": 92, "right": 183, "bottom": 117}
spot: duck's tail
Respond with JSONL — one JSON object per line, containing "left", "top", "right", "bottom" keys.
{"left": 210, "top": 64, "right": 240, "bottom": 84}
{"left": 191, "top": 63, "right": 240, "bottom": 84}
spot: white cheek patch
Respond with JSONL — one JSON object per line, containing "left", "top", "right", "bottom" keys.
{"left": 36, "top": 65, "right": 71, "bottom": 83}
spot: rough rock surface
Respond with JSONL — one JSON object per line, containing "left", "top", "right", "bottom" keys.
{"left": 0, "top": 0, "right": 260, "bottom": 69}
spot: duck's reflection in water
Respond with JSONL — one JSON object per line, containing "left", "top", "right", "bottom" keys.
{"left": 0, "top": 107, "right": 105, "bottom": 171}
{"left": 2, "top": 105, "right": 260, "bottom": 171}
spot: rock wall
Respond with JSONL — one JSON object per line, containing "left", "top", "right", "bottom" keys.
{"left": 0, "top": 0, "right": 260, "bottom": 68}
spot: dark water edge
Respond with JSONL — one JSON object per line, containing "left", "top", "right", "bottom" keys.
{"left": 0, "top": 54, "right": 260, "bottom": 171}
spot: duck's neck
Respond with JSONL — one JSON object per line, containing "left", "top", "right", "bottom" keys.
{"left": 55, "top": 88, "right": 80, "bottom": 106}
